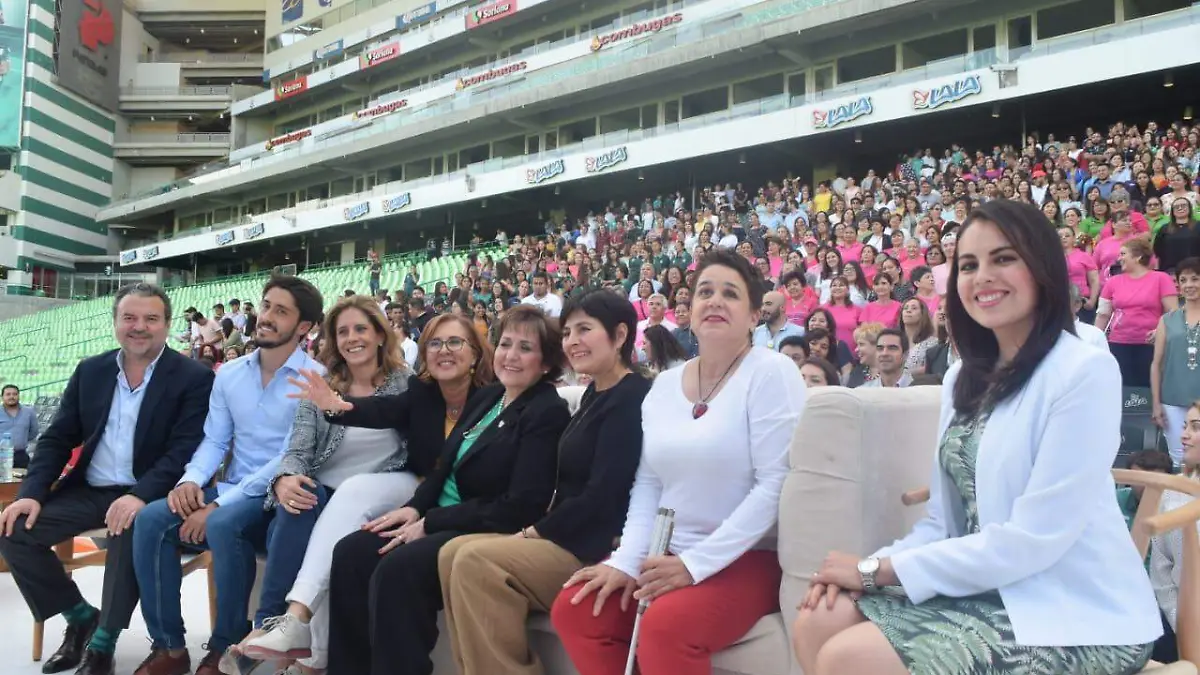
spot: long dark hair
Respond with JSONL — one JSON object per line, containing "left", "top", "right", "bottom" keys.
{"left": 946, "top": 200, "right": 1074, "bottom": 416}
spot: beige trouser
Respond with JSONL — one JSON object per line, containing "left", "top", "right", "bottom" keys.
{"left": 438, "top": 533, "right": 582, "bottom": 675}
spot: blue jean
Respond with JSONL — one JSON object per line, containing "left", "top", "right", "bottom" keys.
{"left": 133, "top": 487, "right": 273, "bottom": 652}
{"left": 254, "top": 484, "right": 334, "bottom": 627}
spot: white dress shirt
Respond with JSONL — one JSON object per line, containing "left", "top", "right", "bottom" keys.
{"left": 88, "top": 346, "right": 167, "bottom": 487}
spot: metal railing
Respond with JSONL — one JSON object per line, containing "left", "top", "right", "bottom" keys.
{"left": 24, "top": 377, "right": 71, "bottom": 398}
{"left": 117, "top": 132, "right": 232, "bottom": 144}
{"left": 120, "top": 85, "right": 234, "bottom": 97}
{"left": 139, "top": 52, "right": 262, "bottom": 64}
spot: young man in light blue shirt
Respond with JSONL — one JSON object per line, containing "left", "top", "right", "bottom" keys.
{"left": 132, "top": 276, "right": 326, "bottom": 675}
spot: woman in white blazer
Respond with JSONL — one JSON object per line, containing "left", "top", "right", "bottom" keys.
{"left": 793, "top": 200, "right": 1161, "bottom": 675}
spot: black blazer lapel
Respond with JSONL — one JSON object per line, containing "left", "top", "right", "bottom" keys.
{"left": 133, "top": 351, "right": 175, "bottom": 456}
{"left": 81, "top": 356, "right": 120, "bottom": 455}
{"left": 454, "top": 383, "right": 545, "bottom": 469}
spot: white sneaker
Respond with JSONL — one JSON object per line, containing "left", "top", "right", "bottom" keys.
{"left": 241, "top": 614, "right": 313, "bottom": 661}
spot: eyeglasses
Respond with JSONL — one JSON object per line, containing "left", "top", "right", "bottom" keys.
{"left": 426, "top": 337, "right": 468, "bottom": 353}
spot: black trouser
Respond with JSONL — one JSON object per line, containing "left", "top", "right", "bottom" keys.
{"left": 1110, "top": 343, "right": 1154, "bottom": 388}
{"left": 326, "top": 528, "right": 461, "bottom": 675}
{"left": 0, "top": 484, "right": 138, "bottom": 630}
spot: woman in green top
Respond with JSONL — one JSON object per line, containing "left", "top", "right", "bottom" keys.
{"left": 1079, "top": 197, "right": 1112, "bottom": 239}
{"left": 313, "top": 305, "right": 572, "bottom": 675}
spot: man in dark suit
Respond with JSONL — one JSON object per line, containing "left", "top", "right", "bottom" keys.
{"left": 0, "top": 283, "right": 214, "bottom": 675}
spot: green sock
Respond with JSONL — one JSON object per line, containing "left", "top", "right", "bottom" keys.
{"left": 86, "top": 627, "right": 120, "bottom": 654}
{"left": 61, "top": 601, "right": 97, "bottom": 626}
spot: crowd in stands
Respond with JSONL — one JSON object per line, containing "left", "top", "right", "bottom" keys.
{"left": 0, "top": 115, "right": 1198, "bottom": 675}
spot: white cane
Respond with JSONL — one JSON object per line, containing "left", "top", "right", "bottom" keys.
{"left": 624, "top": 507, "right": 675, "bottom": 675}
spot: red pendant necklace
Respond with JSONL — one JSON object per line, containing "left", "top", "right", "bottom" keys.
{"left": 692, "top": 346, "right": 750, "bottom": 419}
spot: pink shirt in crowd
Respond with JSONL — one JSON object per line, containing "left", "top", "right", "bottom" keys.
{"left": 838, "top": 242, "right": 863, "bottom": 264}
{"left": 785, "top": 289, "right": 819, "bottom": 327}
{"left": 931, "top": 263, "right": 951, "bottom": 296}
{"left": 1065, "top": 249, "right": 1098, "bottom": 297}
{"left": 823, "top": 303, "right": 862, "bottom": 346}
{"left": 916, "top": 293, "right": 941, "bottom": 316}
{"left": 1093, "top": 234, "right": 1134, "bottom": 286}
{"left": 860, "top": 299, "right": 901, "bottom": 328}
{"left": 1100, "top": 271, "right": 1177, "bottom": 345}
{"left": 900, "top": 256, "right": 925, "bottom": 278}
{"left": 1098, "top": 211, "right": 1150, "bottom": 240}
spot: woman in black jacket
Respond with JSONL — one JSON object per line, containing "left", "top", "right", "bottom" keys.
{"left": 241, "top": 313, "right": 494, "bottom": 668}
{"left": 437, "top": 290, "right": 651, "bottom": 675}
{"left": 301, "top": 305, "right": 571, "bottom": 675}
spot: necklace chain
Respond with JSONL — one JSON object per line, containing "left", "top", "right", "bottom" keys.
{"left": 693, "top": 347, "right": 749, "bottom": 418}
{"left": 1186, "top": 316, "right": 1200, "bottom": 371}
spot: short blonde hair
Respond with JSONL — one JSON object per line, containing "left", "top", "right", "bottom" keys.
{"left": 853, "top": 321, "right": 886, "bottom": 345}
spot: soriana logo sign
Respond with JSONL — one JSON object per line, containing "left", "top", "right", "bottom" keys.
{"left": 359, "top": 41, "right": 400, "bottom": 69}
{"left": 591, "top": 12, "right": 682, "bottom": 51}
{"left": 265, "top": 128, "right": 312, "bottom": 150}
{"left": 466, "top": 0, "right": 516, "bottom": 29}
{"left": 275, "top": 76, "right": 307, "bottom": 101}
{"left": 456, "top": 61, "right": 527, "bottom": 90}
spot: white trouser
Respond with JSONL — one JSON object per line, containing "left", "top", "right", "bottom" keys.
{"left": 288, "top": 472, "right": 420, "bottom": 669}
{"left": 1164, "top": 404, "right": 1189, "bottom": 469}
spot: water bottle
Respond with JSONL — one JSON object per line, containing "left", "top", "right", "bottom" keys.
{"left": 0, "top": 433, "right": 13, "bottom": 482}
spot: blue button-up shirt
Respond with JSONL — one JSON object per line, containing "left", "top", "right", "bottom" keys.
{"left": 179, "top": 347, "right": 324, "bottom": 507}
{"left": 0, "top": 404, "right": 39, "bottom": 452}
{"left": 753, "top": 322, "right": 806, "bottom": 351}
{"left": 87, "top": 347, "right": 166, "bottom": 487}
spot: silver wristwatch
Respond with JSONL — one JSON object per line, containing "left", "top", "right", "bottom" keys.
{"left": 857, "top": 556, "right": 881, "bottom": 593}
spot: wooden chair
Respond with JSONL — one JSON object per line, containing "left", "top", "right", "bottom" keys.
{"left": 901, "top": 469, "right": 1200, "bottom": 674}
{"left": 30, "top": 532, "right": 216, "bottom": 662}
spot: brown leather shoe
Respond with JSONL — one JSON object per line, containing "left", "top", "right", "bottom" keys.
{"left": 194, "top": 650, "right": 224, "bottom": 675}
{"left": 132, "top": 648, "right": 189, "bottom": 675}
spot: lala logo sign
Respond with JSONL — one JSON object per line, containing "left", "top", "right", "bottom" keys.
{"left": 466, "top": 0, "right": 516, "bottom": 29}
{"left": 812, "top": 96, "right": 873, "bottom": 129}
{"left": 142, "top": 245, "right": 160, "bottom": 261}
{"left": 382, "top": 193, "right": 412, "bottom": 213}
{"left": 586, "top": 146, "right": 628, "bottom": 173}
{"left": 344, "top": 202, "right": 370, "bottom": 221}
{"left": 120, "top": 250, "right": 137, "bottom": 265}
{"left": 526, "top": 159, "right": 565, "bottom": 185}
{"left": 216, "top": 230, "right": 235, "bottom": 246}
{"left": 912, "top": 75, "right": 982, "bottom": 110}
{"left": 359, "top": 42, "right": 400, "bottom": 68}
{"left": 244, "top": 223, "right": 266, "bottom": 240}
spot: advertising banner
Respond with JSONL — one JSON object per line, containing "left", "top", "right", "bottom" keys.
{"left": 359, "top": 41, "right": 401, "bottom": 69}
{"left": 275, "top": 76, "right": 308, "bottom": 101}
{"left": 0, "top": 0, "right": 29, "bottom": 149}
{"left": 465, "top": 0, "right": 516, "bottom": 29}
{"left": 456, "top": 60, "right": 526, "bottom": 90}
{"left": 313, "top": 39, "right": 343, "bottom": 62}
{"left": 282, "top": 0, "right": 304, "bottom": 24}
{"left": 58, "top": 0, "right": 122, "bottom": 111}
{"left": 396, "top": 2, "right": 435, "bottom": 30}
{"left": 590, "top": 12, "right": 682, "bottom": 52}
{"left": 1117, "top": 387, "right": 1167, "bottom": 466}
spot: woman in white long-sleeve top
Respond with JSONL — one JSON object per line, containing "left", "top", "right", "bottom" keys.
{"left": 550, "top": 248, "right": 807, "bottom": 675}
{"left": 793, "top": 200, "right": 1161, "bottom": 675}
{"left": 1151, "top": 402, "right": 1200, "bottom": 636}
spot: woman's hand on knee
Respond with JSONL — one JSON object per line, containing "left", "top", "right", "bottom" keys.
{"left": 563, "top": 564, "right": 637, "bottom": 617}
{"left": 801, "top": 581, "right": 860, "bottom": 612}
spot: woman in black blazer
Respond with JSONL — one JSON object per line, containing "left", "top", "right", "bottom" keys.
{"left": 438, "top": 290, "right": 651, "bottom": 675}
{"left": 309, "top": 305, "right": 571, "bottom": 675}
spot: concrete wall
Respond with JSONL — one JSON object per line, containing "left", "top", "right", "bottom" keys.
{"left": 131, "top": 63, "right": 184, "bottom": 88}
{"left": 120, "top": 9, "right": 163, "bottom": 88}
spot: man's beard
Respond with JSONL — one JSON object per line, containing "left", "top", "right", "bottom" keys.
{"left": 255, "top": 322, "right": 297, "bottom": 348}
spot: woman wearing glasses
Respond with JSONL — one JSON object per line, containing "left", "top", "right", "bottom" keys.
{"left": 241, "top": 314, "right": 495, "bottom": 671}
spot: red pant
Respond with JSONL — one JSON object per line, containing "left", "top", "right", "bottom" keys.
{"left": 550, "top": 550, "right": 781, "bottom": 675}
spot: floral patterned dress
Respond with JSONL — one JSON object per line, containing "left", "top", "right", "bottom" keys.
{"left": 856, "top": 413, "right": 1154, "bottom": 675}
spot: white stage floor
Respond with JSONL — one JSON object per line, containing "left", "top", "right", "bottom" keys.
{"left": 0, "top": 566, "right": 265, "bottom": 675}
